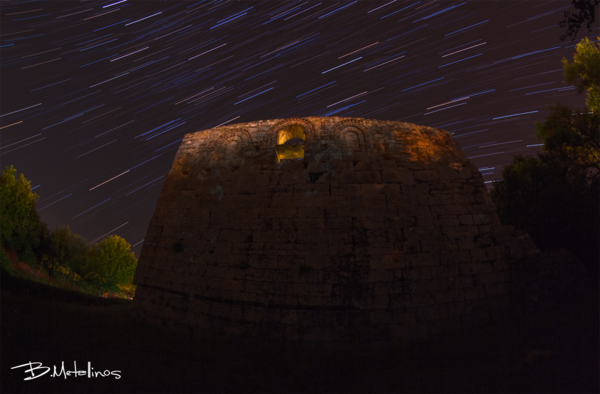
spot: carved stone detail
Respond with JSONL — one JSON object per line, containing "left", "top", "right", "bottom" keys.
{"left": 211, "top": 128, "right": 252, "bottom": 161}
{"left": 330, "top": 119, "right": 371, "bottom": 151}
{"left": 268, "top": 118, "right": 316, "bottom": 146}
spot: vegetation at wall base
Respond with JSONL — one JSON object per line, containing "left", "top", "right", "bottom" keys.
{"left": 491, "top": 36, "right": 600, "bottom": 278}
{"left": 0, "top": 165, "right": 138, "bottom": 300}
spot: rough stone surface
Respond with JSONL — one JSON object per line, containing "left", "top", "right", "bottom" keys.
{"left": 131, "top": 116, "right": 563, "bottom": 345}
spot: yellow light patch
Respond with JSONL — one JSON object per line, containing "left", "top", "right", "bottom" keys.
{"left": 276, "top": 144, "right": 304, "bottom": 162}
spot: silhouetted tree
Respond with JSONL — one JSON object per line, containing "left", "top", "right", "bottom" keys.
{"left": 535, "top": 103, "right": 600, "bottom": 181}
{"left": 559, "top": 0, "right": 599, "bottom": 41}
{"left": 491, "top": 152, "right": 598, "bottom": 274}
{"left": 492, "top": 30, "right": 600, "bottom": 275}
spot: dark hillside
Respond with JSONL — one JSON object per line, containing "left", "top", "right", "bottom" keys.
{"left": 1, "top": 264, "right": 598, "bottom": 393}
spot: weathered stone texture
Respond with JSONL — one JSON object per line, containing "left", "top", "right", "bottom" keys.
{"left": 130, "top": 116, "right": 572, "bottom": 346}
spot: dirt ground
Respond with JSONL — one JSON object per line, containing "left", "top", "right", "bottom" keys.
{"left": 1, "top": 270, "right": 598, "bottom": 393}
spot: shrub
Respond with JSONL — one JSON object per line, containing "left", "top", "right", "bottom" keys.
{"left": 0, "top": 165, "right": 42, "bottom": 255}
{"left": 48, "top": 225, "right": 89, "bottom": 276}
{"left": 84, "top": 235, "right": 137, "bottom": 287}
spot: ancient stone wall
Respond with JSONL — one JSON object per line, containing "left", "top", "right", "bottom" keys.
{"left": 132, "top": 116, "right": 542, "bottom": 345}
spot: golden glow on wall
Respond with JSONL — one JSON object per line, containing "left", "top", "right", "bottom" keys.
{"left": 277, "top": 124, "right": 305, "bottom": 145}
{"left": 276, "top": 144, "right": 305, "bottom": 162}
{"left": 276, "top": 124, "right": 305, "bottom": 162}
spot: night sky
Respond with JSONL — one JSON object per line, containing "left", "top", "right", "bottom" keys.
{"left": 1, "top": 0, "right": 597, "bottom": 258}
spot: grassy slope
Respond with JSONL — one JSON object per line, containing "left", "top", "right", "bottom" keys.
{"left": 1, "top": 267, "right": 598, "bottom": 393}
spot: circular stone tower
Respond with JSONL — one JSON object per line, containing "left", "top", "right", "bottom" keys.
{"left": 131, "top": 117, "right": 539, "bottom": 345}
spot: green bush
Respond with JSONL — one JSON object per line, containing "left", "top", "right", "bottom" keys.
{"left": 48, "top": 225, "right": 89, "bottom": 276}
{"left": 0, "top": 165, "right": 42, "bottom": 255}
{"left": 84, "top": 235, "right": 137, "bottom": 287}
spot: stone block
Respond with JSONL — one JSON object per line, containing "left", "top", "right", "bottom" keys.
{"left": 357, "top": 171, "right": 382, "bottom": 183}
{"left": 397, "top": 266, "right": 430, "bottom": 281}
{"left": 438, "top": 167, "right": 459, "bottom": 180}
{"left": 369, "top": 269, "right": 395, "bottom": 282}
{"left": 430, "top": 264, "right": 459, "bottom": 279}
{"left": 459, "top": 261, "right": 493, "bottom": 275}
{"left": 411, "top": 277, "right": 447, "bottom": 293}
{"left": 422, "top": 303, "right": 448, "bottom": 321}
{"left": 458, "top": 214, "right": 474, "bottom": 225}
{"left": 432, "top": 289, "right": 456, "bottom": 304}
{"left": 469, "top": 247, "right": 496, "bottom": 263}
{"left": 331, "top": 183, "right": 361, "bottom": 196}
{"left": 398, "top": 168, "right": 416, "bottom": 185}
{"left": 381, "top": 170, "right": 402, "bottom": 183}
{"left": 370, "top": 310, "right": 392, "bottom": 325}
{"left": 484, "top": 282, "right": 510, "bottom": 298}
{"left": 447, "top": 300, "right": 472, "bottom": 318}
{"left": 414, "top": 170, "right": 440, "bottom": 181}
{"left": 473, "top": 272, "right": 495, "bottom": 287}
{"left": 336, "top": 206, "right": 370, "bottom": 218}
{"left": 339, "top": 171, "right": 359, "bottom": 184}
{"left": 472, "top": 213, "right": 492, "bottom": 225}
{"left": 355, "top": 160, "right": 381, "bottom": 171}
{"left": 438, "top": 215, "right": 460, "bottom": 226}
{"left": 457, "top": 239, "right": 476, "bottom": 250}
{"left": 420, "top": 239, "right": 443, "bottom": 253}
{"left": 495, "top": 235, "right": 518, "bottom": 247}
{"left": 316, "top": 196, "right": 346, "bottom": 209}
{"left": 416, "top": 214, "right": 437, "bottom": 227}
{"left": 458, "top": 168, "right": 472, "bottom": 179}
{"left": 378, "top": 160, "right": 398, "bottom": 171}
{"left": 441, "top": 225, "right": 479, "bottom": 238}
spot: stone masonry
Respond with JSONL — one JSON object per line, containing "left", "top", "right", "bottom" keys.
{"left": 131, "top": 116, "right": 543, "bottom": 345}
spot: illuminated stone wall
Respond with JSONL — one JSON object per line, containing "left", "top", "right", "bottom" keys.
{"left": 131, "top": 116, "right": 542, "bottom": 345}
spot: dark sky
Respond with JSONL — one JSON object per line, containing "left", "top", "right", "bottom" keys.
{"left": 1, "top": 0, "right": 597, "bottom": 258}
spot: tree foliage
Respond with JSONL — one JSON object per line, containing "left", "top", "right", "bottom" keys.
{"left": 491, "top": 153, "right": 599, "bottom": 272}
{"left": 46, "top": 225, "right": 89, "bottom": 275}
{"left": 491, "top": 154, "right": 561, "bottom": 235}
{"left": 561, "top": 36, "right": 600, "bottom": 113}
{"left": 559, "top": 0, "right": 599, "bottom": 41}
{"left": 534, "top": 103, "right": 600, "bottom": 181}
{"left": 0, "top": 165, "right": 42, "bottom": 254}
{"left": 492, "top": 35, "right": 600, "bottom": 275}
{"left": 84, "top": 235, "right": 137, "bottom": 286}
{"left": 0, "top": 166, "right": 138, "bottom": 297}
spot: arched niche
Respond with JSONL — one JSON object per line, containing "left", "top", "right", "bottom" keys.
{"left": 269, "top": 119, "right": 315, "bottom": 163}
{"left": 330, "top": 120, "right": 369, "bottom": 153}
{"left": 341, "top": 130, "right": 361, "bottom": 153}
{"left": 277, "top": 124, "right": 305, "bottom": 145}
{"left": 212, "top": 128, "right": 252, "bottom": 162}
{"left": 225, "top": 136, "right": 242, "bottom": 158}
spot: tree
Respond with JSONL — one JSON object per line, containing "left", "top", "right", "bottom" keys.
{"left": 84, "top": 235, "right": 137, "bottom": 287}
{"left": 0, "top": 166, "right": 42, "bottom": 256}
{"left": 491, "top": 153, "right": 599, "bottom": 273}
{"left": 561, "top": 36, "right": 600, "bottom": 114}
{"left": 492, "top": 30, "right": 600, "bottom": 275}
{"left": 46, "top": 225, "right": 89, "bottom": 276}
{"left": 559, "top": 0, "right": 599, "bottom": 41}
{"left": 534, "top": 103, "right": 600, "bottom": 183}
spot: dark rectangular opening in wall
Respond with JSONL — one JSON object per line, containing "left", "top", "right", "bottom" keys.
{"left": 309, "top": 172, "right": 325, "bottom": 183}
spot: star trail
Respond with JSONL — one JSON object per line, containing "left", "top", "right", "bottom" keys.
{"left": 1, "top": 0, "right": 597, "bottom": 258}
